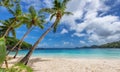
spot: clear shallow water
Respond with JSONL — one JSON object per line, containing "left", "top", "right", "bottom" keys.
{"left": 10, "top": 48, "right": 120, "bottom": 59}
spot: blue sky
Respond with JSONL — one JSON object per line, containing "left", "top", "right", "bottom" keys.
{"left": 0, "top": 0, "right": 120, "bottom": 48}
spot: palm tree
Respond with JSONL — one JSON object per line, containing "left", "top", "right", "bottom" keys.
{"left": 3, "top": 2, "right": 23, "bottom": 37}
{"left": 0, "top": 0, "right": 21, "bottom": 68}
{"left": 0, "top": 20, "right": 17, "bottom": 38}
{"left": 11, "top": 6, "right": 45, "bottom": 58}
{"left": 20, "top": 0, "right": 72, "bottom": 65}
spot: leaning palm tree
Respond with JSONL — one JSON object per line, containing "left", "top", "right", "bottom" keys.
{"left": 3, "top": 2, "right": 23, "bottom": 37}
{"left": 0, "top": 20, "right": 17, "bottom": 38}
{"left": 11, "top": 6, "right": 45, "bottom": 58}
{"left": 0, "top": 1, "right": 23, "bottom": 68}
{"left": 20, "top": 0, "right": 72, "bottom": 65}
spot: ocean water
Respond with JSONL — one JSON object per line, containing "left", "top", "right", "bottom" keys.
{"left": 10, "top": 48, "right": 120, "bottom": 59}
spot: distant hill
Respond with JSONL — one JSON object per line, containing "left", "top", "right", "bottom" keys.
{"left": 6, "top": 37, "right": 32, "bottom": 50}
{"left": 81, "top": 41, "right": 120, "bottom": 48}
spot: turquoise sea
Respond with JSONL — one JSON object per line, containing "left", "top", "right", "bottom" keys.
{"left": 10, "top": 48, "right": 120, "bottom": 59}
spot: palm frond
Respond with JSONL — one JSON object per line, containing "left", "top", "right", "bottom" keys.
{"left": 15, "top": 3, "right": 22, "bottom": 16}
{"left": 63, "top": 11, "right": 73, "bottom": 15}
{"left": 53, "top": 0, "right": 59, "bottom": 9}
{"left": 62, "top": 0, "right": 71, "bottom": 6}
{"left": 0, "top": 37, "right": 6, "bottom": 65}
{"left": 29, "top": 6, "right": 37, "bottom": 17}
{"left": 0, "top": 0, "right": 14, "bottom": 8}
{"left": 11, "top": 29, "right": 16, "bottom": 38}
{"left": 37, "top": 23, "right": 44, "bottom": 29}
{"left": 0, "top": 20, "right": 4, "bottom": 24}
{"left": 7, "top": 7, "right": 15, "bottom": 15}
{"left": 14, "top": 21, "right": 23, "bottom": 28}
{"left": 50, "top": 13, "right": 56, "bottom": 21}
{"left": 39, "top": 8, "right": 55, "bottom": 14}
{"left": 26, "top": 23, "right": 32, "bottom": 29}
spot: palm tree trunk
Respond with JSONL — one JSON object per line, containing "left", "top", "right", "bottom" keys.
{"left": 3, "top": 21, "right": 15, "bottom": 68}
{"left": 20, "top": 18, "right": 60, "bottom": 65}
{"left": 3, "top": 26, "right": 11, "bottom": 37}
{"left": 5, "top": 60, "right": 8, "bottom": 68}
{"left": 3, "top": 21, "right": 15, "bottom": 37}
{"left": 7, "top": 27, "right": 34, "bottom": 55}
{"left": 13, "top": 48, "right": 19, "bottom": 58}
{"left": 13, "top": 41, "right": 22, "bottom": 58}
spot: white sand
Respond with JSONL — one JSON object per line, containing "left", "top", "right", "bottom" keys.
{"left": 6, "top": 57, "right": 120, "bottom": 72}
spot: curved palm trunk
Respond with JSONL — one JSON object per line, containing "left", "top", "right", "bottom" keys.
{"left": 3, "top": 21, "right": 15, "bottom": 37}
{"left": 3, "top": 21, "right": 15, "bottom": 68}
{"left": 13, "top": 40, "right": 22, "bottom": 58}
{"left": 20, "top": 18, "right": 60, "bottom": 65}
{"left": 5, "top": 60, "right": 8, "bottom": 68}
{"left": 7, "top": 27, "right": 34, "bottom": 55}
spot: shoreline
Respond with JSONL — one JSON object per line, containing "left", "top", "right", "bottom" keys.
{"left": 5, "top": 56, "right": 120, "bottom": 72}
{"left": 9, "top": 55, "right": 120, "bottom": 59}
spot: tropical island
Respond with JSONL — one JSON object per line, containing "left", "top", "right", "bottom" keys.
{"left": 0, "top": 0, "right": 120, "bottom": 72}
{"left": 80, "top": 41, "right": 120, "bottom": 48}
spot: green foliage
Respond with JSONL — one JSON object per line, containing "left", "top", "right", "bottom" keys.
{"left": 29, "top": 6, "right": 37, "bottom": 18}
{"left": 0, "top": 37, "right": 6, "bottom": 66}
{"left": 0, "top": 19, "right": 16, "bottom": 38}
{"left": 84, "top": 41, "right": 120, "bottom": 48}
{"left": 40, "top": 0, "right": 72, "bottom": 32}
{"left": 0, "top": 63, "right": 33, "bottom": 72}
{"left": 99, "top": 41, "right": 120, "bottom": 48}
{"left": 0, "top": 0, "right": 14, "bottom": 8}
{"left": 22, "top": 6, "right": 45, "bottom": 29}
{"left": 6, "top": 37, "right": 32, "bottom": 50}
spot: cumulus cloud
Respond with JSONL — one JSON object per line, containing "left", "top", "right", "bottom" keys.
{"left": 19, "top": 0, "right": 120, "bottom": 45}
{"left": 62, "top": 0, "right": 120, "bottom": 45}
{"left": 72, "top": 33, "right": 85, "bottom": 37}
{"left": 60, "top": 28, "right": 68, "bottom": 34}
{"left": 80, "top": 40, "right": 85, "bottom": 44}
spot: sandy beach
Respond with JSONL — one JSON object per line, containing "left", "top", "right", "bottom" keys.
{"left": 5, "top": 57, "right": 120, "bottom": 72}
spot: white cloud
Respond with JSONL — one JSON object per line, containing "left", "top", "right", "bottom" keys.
{"left": 60, "top": 28, "right": 68, "bottom": 34}
{"left": 61, "top": 0, "right": 120, "bottom": 45}
{"left": 72, "top": 33, "right": 86, "bottom": 37}
{"left": 63, "top": 42, "right": 69, "bottom": 45}
{"left": 80, "top": 40, "right": 85, "bottom": 44}
{"left": 20, "top": 0, "right": 120, "bottom": 45}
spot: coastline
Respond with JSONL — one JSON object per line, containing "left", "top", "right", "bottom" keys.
{"left": 5, "top": 56, "right": 120, "bottom": 72}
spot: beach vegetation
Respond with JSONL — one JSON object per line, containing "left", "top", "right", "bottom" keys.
{"left": 19, "top": 0, "right": 72, "bottom": 65}
{"left": 7, "top": 6, "right": 45, "bottom": 58}
{"left": 0, "top": 0, "right": 72, "bottom": 71}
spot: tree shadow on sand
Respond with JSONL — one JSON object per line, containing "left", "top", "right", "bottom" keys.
{"left": 28, "top": 58, "right": 51, "bottom": 66}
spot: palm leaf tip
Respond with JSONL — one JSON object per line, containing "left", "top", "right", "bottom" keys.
{"left": 0, "top": 37, "right": 6, "bottom": 65}
{"left": 39, "top": 8, "right": 55, "bottom": 14}
{"left": 64, "top": 12, "right": 73, "bottom": 15}
{"left": 50, "top": 13, "right": 56, "bottom": 21}
{"left": 29, "top": 6, "right": 37, "bottom": 17}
